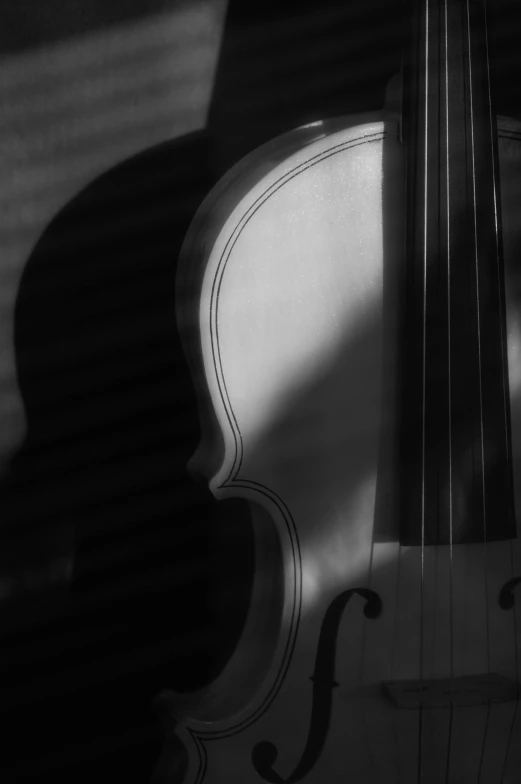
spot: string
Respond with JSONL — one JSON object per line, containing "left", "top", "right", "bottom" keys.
{"left": 417, "top": 0, "right": 429, "bottom": 779}
{"left": 482, "top": 0, "right": 510, "bottom": 467}
{"left": 444, "top": 1, "right": 455, "bottom": 779}
{"left": 466, "top": 0, "right": 513, "bottom": 776}
{"left": 465, "top": 0, "right": 491, "bottom": 677}
{"left": 466, "top": 1, "right": 495, "bottom": 773}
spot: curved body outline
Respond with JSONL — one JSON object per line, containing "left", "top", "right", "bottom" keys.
{"left": 157, "top": 114, "right": 521, "bottom": 784}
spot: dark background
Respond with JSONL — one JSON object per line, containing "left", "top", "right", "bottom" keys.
{"left": 1, "top": 0, "right": 520, "bottom": 781}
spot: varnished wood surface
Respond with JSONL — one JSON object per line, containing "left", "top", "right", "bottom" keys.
{"left": 164, "top": 112, "right": 521, "bottom": 783}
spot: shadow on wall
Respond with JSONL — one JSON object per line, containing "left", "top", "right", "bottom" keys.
{"left": 0, "top": 132, "right": 254, "bottom": 781}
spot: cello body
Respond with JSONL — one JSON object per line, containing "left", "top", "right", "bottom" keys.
{"left": 156, "top": 109, "right": 521, "bottom": 783}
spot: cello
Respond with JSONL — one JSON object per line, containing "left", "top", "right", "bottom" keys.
{"left": 156, "top": 0, "right": 521, "bottom": 780}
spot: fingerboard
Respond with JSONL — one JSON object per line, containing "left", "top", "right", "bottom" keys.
{"left": 399, "top": 0, "right": 516, "bottom": 544}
